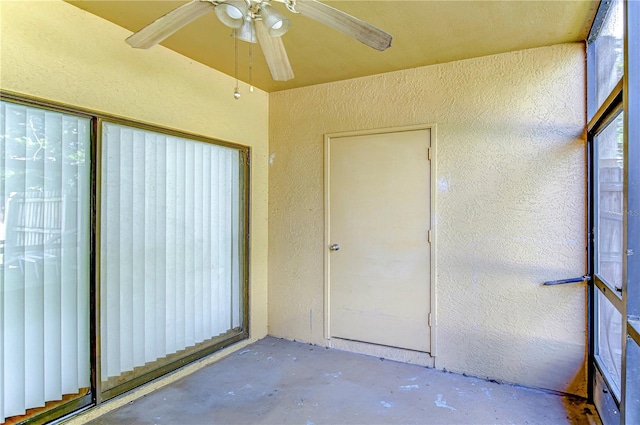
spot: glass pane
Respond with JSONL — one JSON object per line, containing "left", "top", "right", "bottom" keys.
{"left": 626, "top": 334, "right": 640, "bottom": 423}
{"left": 0, "top": 101, "right": 91, "bottom": 422}
{"left": 596, "top": 112, "right": 624, "bottom": 291}
{"left": 593, "top": 0, "right": 624, "bottom": 112}
{"left": 100, "top": 122, "right": 243, "bottom": 392}
{"left": 596, "top": 290, "right": 622, "bottom": 398}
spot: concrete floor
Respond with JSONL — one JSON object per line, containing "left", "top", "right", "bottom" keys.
{"left": 89, "top": 337, "right": 600, "bottom": 425}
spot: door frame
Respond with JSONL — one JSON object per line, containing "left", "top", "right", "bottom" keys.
{"left": 586, "top": 1, "right": 640, "bottom": 422}
{"left": 323, "top": 124, "right": 438, "bottom": 356}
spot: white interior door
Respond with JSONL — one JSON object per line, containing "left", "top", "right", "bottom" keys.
{"left": 327, "top": 129, "right": 431, "bottom": 352}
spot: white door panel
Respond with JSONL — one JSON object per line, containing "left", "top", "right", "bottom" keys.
{"left": 328, "top": 129, "right": 431, "bottom": 352}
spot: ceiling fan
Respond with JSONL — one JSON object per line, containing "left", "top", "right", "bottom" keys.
{"left": 126, "top": 0, "right": 393, "bottom": 83}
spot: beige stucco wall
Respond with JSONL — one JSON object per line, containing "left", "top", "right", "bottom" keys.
{"left": 269, "top": 43, "right": 587, "bottom": 396}
{"left": 1, "top": 0, "right": 269, "bottom": 417}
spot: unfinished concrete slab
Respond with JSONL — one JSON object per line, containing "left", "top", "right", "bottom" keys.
{"left": 88, "top": 337, "right": 599, "bottom": 425}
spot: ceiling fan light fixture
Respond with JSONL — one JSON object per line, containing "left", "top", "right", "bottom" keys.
{"left": 235, "top": 16, "right": 257, "bottom": 43}
{"left": 259, "top": 3, "right": 290, "bottom": 37}
{"left": 126, "top": 0, "right": 393, "bottom": 86}
{"left": 215, "top": 0, "right": 248, "bottom": 29}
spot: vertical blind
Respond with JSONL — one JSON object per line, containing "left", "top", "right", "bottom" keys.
{"left": 0, "top": 101, "right": 91, "bottom": 421}
{"left": 100, "top": 122, "right": 242, "bottom": 384}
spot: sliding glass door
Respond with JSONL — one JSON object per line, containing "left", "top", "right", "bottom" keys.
{"left": 0, "top": 96, "right": 250, "bottom": 424}
{"left": 0, "top": 101, "right": 92, "bottom": 423}
{"left": 98, "top": 121, "right": 247, "bottom": 399}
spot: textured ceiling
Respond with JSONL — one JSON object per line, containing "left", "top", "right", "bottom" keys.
{"left": 66, "top": 0, "right": 599, "bottom": 92}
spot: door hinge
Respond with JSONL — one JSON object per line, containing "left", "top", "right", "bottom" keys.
{"left": 428, "top": 230, "right": 432, "bottom": 243}
{"left": 427, "top": 147, "right": 431, "bottom": 161}
{"left": 428, "top": 313, "right": 432, "bottom": 327}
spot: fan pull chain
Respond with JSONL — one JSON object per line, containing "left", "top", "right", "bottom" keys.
{"left": 249, "top": 29, "right": 254, "bottom": 93}
{"left": 234, "top": 33, "right": 240, "bottom": 100}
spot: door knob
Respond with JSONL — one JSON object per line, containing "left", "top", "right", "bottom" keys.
{"left": 330, "top": 244, "right": 340, "bottom": 251}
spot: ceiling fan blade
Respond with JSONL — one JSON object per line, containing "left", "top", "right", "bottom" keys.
{"left": 294, "top": 0, "right": 392, "bottom": 51}
{"left": 126, "top": 0, "right": 215, "bottom": 49}
{"left": 255, "top": 20, "right": 295, "bottom": 81}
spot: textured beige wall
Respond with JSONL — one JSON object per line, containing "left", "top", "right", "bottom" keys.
{"left": 0, "top": 0, "right": 268, "bottom": 345}
{"left": 269, "top": 43, "right": 587, "bottom": 396}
